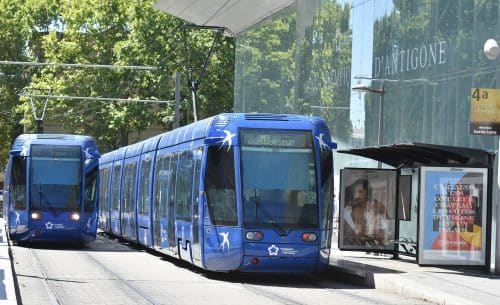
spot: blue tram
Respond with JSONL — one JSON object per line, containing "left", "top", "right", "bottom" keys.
{"left": 3, "top": 134, "right": 101, "bottom": 243}
{"left": 99, "top": 113, "right": 336, "bottom": 272}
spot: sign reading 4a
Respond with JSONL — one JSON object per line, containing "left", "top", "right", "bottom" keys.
{"left": 470, "top": 88, "right": 499, "bottom": 136}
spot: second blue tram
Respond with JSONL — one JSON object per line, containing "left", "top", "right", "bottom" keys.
{"left": 99, "top": 113, "right": 336, "bottom": 272}
{"left": 3, "top": 134, "right": 101, "bottom": 244}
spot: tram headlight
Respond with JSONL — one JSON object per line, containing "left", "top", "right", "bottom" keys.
{"left": 301, "top": 232, "right": 317, "bottom": 242}
{"left": 31, "top": 212, "right": 43, "bottom": 220}
{"left": 245, "top": 231, "right": 264, "bottom": 241}
{"left": 69, "top": 213, "right": 80, "bottom": 221}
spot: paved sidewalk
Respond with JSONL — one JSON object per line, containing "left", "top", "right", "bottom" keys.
{"left": 0, "top": 219, "right": 17, "bottom": 305}
{"left": 328, "top": 249, "right": 500, "bottom": 305}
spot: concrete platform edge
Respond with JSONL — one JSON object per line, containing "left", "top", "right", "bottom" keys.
{"left": 0, "top": 218, "right": 17, "bottom": 305}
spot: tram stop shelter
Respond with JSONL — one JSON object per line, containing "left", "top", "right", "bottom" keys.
{"left": 337, "top": 142, "right": 495, "bottom": 269}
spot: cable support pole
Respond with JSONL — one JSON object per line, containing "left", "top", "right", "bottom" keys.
{"left": 181, "top": 25, "right": 226, "bottom": 122}
{"left": 0, "top": 60, "right": 158, "bottom": 70}
{"left": 19, "top": 93, "right": 173, "bottom": 104}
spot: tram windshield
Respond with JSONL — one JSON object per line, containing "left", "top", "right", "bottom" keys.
{"left": 30, "top": 145, "right": 82, "bottom": 211}
{"left": 241, "top": 129, "right": 318, "bottom": 229}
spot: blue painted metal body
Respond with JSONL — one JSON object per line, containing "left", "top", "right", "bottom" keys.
{"left": 4, "top": 134, "right": 100, "bottom": 243}
{"left": 98, "top": 113, "right": 336, "bottom": 273}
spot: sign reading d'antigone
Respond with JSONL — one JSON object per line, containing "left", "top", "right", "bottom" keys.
{"left": 373, "top": 41, "right": 447, "bottom": 78}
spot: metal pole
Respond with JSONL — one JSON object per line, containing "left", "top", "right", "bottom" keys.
{"left": 174, "top": 72, "right": 181, "bottom": 129}
{"left": 377, "top": 84, "right": 385, "bottom": 169}
{"left": 191, "top": 86, "right": 198, "bottom": 122}
{"left": 494, "top": 137, "right": 499, "bottom": 273}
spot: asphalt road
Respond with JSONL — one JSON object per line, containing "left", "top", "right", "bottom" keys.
{"left": 10, "top": 234, "right": 433, "bottom": 305}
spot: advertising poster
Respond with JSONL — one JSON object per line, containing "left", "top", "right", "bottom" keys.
{"left": 418, "top": 167, "right": 487, "bottom": 265}
{"left": 339, "top": 168, "right": 397, "bottom": 251}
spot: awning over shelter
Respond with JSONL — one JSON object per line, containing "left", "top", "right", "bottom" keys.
{"left": 155, "top": 0, "right": 295, "bottom": 36}
{"left": 337, "top": 143, "right": 495, "bottom": 168}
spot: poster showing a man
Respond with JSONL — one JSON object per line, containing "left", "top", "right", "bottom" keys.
{"left": 418, "top": 167, "right": 487, "bottom": 266}
{"left": 339, "top": 168, "right": 397, "bottom": 251}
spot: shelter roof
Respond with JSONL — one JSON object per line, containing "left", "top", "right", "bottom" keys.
{"left": 155, "top": 0, "right": 294, "bottom": 36}
{"left": 337, "top": 143, "right": 495, "bottom": 168}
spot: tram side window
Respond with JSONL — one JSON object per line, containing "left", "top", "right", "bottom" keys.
{"left": 175, "top": 151, "right": 193, "bottom": 220}
{"left": 123, "top": 162, "right": 138, "bottom": 214}
{"left": 154, "top": 155, "right": 172, "bottom": 219}
{"left": 168, "top": 154, "right": 178, "bottom": 218}
{"left": 138, "top": 157, "right": 152, "bottom": 215}
{"left": 320, "top": 149, "right": 334, "bottom": 229}
{"left": 84, "top": 165, "right": 98, "bottom": 212}
{"left": 11, "top": 156, "right": 26, "bottom": 210}
{"left": 205, "top": 146, "right": 237, "bottom": 226}
{"left": 99, "top": 168, "right": 111, "bottom": 210}
{"left": 112, "top": 164, "right": 121, "bottom": 210}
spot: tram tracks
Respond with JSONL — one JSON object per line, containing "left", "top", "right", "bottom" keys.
{"left": 83, "top": 252, "right": 161, "bottom": 305}
{"left": 27, "top": 247, "right": 63, "bottom": 305}
{"left": 22, "top": 244, "right": 161, "bottom": 305}
{"left": 13, "top": 235, "right": 428, "bottom": 305}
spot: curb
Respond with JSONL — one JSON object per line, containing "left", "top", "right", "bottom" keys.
{"left": 328, "top": 260, "right": 493, "bottom": 305}
{"left": 0, "top": 219, "right": 17, "bottom": 304}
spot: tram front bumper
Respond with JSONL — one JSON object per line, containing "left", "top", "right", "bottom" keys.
{"left": 240, "top": 242, "right": 321, "bottom": 273}
{"left": 29, "top": 221, "right": 81, "bottom": 242}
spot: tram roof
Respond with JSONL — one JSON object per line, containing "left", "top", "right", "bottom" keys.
{"left": 142, "top": 134, "right": 162, "bottom": 154}
{"left": 10, "top": 134, "right": 99, "bottom": 158}
{"left": 155, "top": 0, "right": 295, "bottom": 37}
{"left": 100, "top": 113, "right": 336, "bottom": 161}
{"left": 124, "top": 141, "right": 144, "bottom": 158}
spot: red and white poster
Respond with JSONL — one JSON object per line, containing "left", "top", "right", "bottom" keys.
{"left": 418, "top": 167, "right": 487, "bottom": 265}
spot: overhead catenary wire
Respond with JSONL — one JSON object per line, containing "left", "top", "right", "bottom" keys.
{"left": 19, "top": 92, "right": 174, "bottom": 104}
{"left": 0, "top": 60, "right": 158, "bottom": 70}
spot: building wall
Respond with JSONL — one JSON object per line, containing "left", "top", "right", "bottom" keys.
{"left": 235, "top": 0, "right": 499, "bottom": 151}
{"left": 234, "top": 0, "right": 500, "bottom": 271}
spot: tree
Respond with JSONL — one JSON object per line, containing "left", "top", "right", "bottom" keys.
{"left": 0, "top": 0, "right": 33, "bottom": 169}
{"left": 1, "top": 0, "right": 235, "bottom": 156}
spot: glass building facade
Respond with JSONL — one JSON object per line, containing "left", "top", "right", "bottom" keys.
{"left": 234, "top": 0, "right": 500, "bottom": 250}
{"left": 235, "top": 0, "right": 499, "bottom": 152}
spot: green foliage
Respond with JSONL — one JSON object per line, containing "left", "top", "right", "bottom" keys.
{"left": 235, "top": 2, "right": 352, "bottom": 142}
{"left": 0, "top": 0, "right": 235, "bottom": 159}
{"left": 0, "top": 0, "right": 31, "bottom": 169}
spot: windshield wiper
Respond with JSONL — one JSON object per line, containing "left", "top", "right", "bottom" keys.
{"left": 251, "top": 188, "right": 287, "bottom": 236}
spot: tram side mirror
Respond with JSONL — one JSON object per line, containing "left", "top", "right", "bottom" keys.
{"left": 85, "top": 148, "right": 101, "bottom": 159}
{"left": 9, "top": 149, "right": 22, "bottom": 156}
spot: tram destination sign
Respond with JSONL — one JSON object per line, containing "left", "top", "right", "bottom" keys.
{"left": 240, "top": 130, "right": 310, "bottom": 148}
{"left": 470, "top": 88, "right": 500, "bottom": 136}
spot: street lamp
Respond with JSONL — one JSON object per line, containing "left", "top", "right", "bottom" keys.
{"left": 484, "top": 39, "right": 499, "bottom": 60}
{"left": 352, "top": 82, "right": 385, "bottom": 168}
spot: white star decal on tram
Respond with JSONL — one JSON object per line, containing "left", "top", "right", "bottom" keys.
{"left": 315, "top": 133, "right": 330, "bottom": 151}
{"left": 267, "top": 244, "right": 280, "bottom": 256}
{"left": 219, "top": 232, "right": 230, "bottom": 251}
{"left": 219, "top": 130, "right": 236, "bottom": 149}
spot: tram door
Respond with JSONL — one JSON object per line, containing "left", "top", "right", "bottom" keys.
{"left": 191, "top": 148, "right": 203, "bottom": 264}
{"left": 168, "top": 154, "right": 179, "bottom": 253}
{"left": 7, "top": 156, "right": 28, "bottom": 237}
{"left": 110, "top": 162, "right": 122, "bottom": 236}
{"left": 153, "top": 154, "right": 170, "bottom": 249}
{"left": 83, "top": 162, "right": 99, "bottom": 241}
